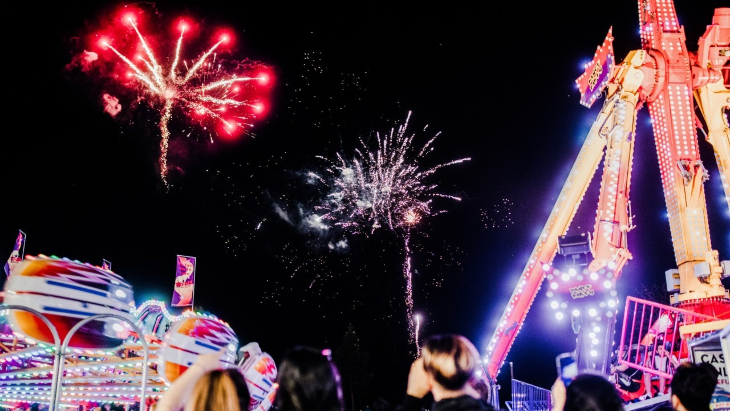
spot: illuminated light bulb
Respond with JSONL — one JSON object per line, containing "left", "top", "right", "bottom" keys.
{"left": 551, "top": 301, "right": 560, "bottom": 309}
{"left": 588, "top": 308, "right": 597, "bottom": 317}
{"left": 592, "top": 338, "right": 600, "bottom": 345}
{"left": 604, "top": 280, "right": 612, "bottom": 288}
{"left": 568, "top": 268, "right": 576, "bottom": 276}
{"left": 562, "top": 273, "right": 570, "bottom": 281}
{"left": 543, "top": 264, "right": 550, "bottom": 271}
{"left": 591, "top": 350, "right": 598, "bottom": 357}
{"left": 561, "top": 302, "right": 568, "bottom": 309}
{"left": 590, "top": 272, "right": 599, "bottom": 280}
{"left": 546, "top": 291, "right": 554, "bottom": 298}
{"left": 556, "top": 312, "right": 564, "bottom": 320}
{"left": 572, "top": 309, "right": 580, "bottom": 317}
{"left": 551, "top": 282, "right": 558, "bottom": 290}
{"left": 593, "top": 326, "right": 600, "bottom": 333}
{"left": 589, "top": 332, "right": 596, "bottom": 339}
{"left": 608, "top": 300, "right": 616, "bottom": 308}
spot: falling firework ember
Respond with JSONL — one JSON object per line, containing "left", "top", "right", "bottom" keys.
{"left": 91, "top": 7, "right": 273, "bottom": 185}
{"left": 309, "top": 111, "right": 470, "bottom": 347}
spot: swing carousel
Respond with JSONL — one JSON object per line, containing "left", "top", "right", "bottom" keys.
{"left": 0, "top": 255, "right": 277, "bottom": 411}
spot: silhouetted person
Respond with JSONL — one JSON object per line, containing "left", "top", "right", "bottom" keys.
{"left": 551, "top": 373, "right": 624, "bottom": 411}
{"left": 669, "top": 362, "right": 719, "bottom": 411}
{"left": 396, "top": 334, "right": 495, "bottom": 411}
{"left": 274, "top": 346, "right": 345, "bottom": 411}
{"left": 157, "top": 350, "right": 250, "bottom": 411}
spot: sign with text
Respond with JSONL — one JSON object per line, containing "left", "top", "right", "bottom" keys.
{"left": 694, "top": 349, "right": 729, "bottom": 387}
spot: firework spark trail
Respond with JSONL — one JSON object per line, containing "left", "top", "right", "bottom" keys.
{"left": 404, "top": 231, "right": 414, "bottom": 343}
{"left": 415, "top": 314, "right": 422, "bottom": 357}
{"left": 309, "top": 111, "right": 470, "bottom": 347}
{"left": 96, "top": 10, "right": 272, "bottom": 186}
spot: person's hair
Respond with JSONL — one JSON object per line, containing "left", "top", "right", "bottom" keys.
{"left": 421, "top": 334, "right": 481, "bottom": 390}
{"left": 185, "top": 368, "right": 250, "bottom": 411}
{"left": 468, "top": 373, "right": 491, "bottom": 402}
{"left": 274, "top": 346, "right": 344, "bottom": 411}
{"left": 564, "top": 373, "right": 624, "bottom": 411}
{"left": 670, "top": 362, "right": 719, "bottom": 411}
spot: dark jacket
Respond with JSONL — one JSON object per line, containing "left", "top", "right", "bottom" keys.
{"left": 396, "top": 394, "right": 495, "bottom": 411}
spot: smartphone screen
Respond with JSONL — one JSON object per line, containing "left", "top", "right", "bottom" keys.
{"left": 556, "top": 352, "right": 578, "bottom": 387}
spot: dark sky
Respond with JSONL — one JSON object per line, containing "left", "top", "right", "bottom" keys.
{"left": 3, "top": 1, "right": 729, "bottom": 408}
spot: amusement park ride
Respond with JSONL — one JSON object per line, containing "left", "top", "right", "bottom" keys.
{"left": 0, "top": 1, "right": 727, "bottom": 410}
{"left": 485, "top": 0, "right": 730, "bottom": 396}
{"left": 0, "top": 256, "right": 278, "bottom": 410}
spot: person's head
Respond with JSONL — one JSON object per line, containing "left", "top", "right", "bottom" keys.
{"left": 563, "top": 373, "right": 624, "bottom": 411}
{"left": 185, "top": 368, "right": 250, "bottom": 411}
{"left": 467, "top": 373, "right": 491, "bottom": 402}
{"left": 274, "top": 346, "right": 344, "bottom": 411}
{"left": 421, "top": 334, "right": 481, "bottom": 391}
{"left": 670, "top": 362, "right": 719, "bottom": 411}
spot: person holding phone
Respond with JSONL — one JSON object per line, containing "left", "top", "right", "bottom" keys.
{"left": 556, "top": 353, "right": 578, "bottom": 388}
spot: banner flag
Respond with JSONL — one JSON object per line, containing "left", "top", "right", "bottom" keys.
{"left": 102, "top": 259, "right": 112, "bottom": 271}
{"left": 171, "top": 255, "right": 196, "bottom": 307}
{"left": 575, "top": 27, "right": 614, "bottom": 108}
{"left": 4, "top": 230, "right": 26, "bottom": 277}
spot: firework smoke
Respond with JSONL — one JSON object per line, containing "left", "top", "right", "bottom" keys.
{"left": 308, "top": 111, "right": 470, "bottom": 346}
{"left": 88, "top": 7, "right": 273, "bottom": 186}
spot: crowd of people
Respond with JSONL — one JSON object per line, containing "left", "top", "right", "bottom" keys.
{"left": 11, "top": 332, "right": 721, "bottom": 411}
{"left": 150, "top": 333, "right": 721, "bottom": 411}
{"left": 551, "top": 360, "right": 720, "bottom": 411}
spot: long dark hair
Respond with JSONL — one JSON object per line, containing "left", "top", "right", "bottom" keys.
{"left": 564, "top": 373, "right": 624, "bottom": 411}
{"left": 274, "top": 346, "right": 344, "bottom": 411}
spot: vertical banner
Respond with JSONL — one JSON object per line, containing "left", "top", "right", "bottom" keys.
{"left": 102, "top": 259, "right": 112, "bottom": 271}
{"left": 4, "top": 230, "right": 26, "bottom": 277}
{"left": 575, "top": 28, "right": 614, "bottom": 108}
{"left": 171, "top": 255, "right": 196, "bottom": 307}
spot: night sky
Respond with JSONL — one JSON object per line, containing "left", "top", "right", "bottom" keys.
{"left": 3, "top": 1, "right": 729, "bottom": 408}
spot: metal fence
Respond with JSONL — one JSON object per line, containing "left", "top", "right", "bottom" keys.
{"left": 617, "top": 296, "right": 718, "bottom": 380}
{"left": 505, "top": 379, "right": 552, "bottom": 411}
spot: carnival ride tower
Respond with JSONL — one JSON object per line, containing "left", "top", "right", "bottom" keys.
{"left": 484, "top": 2, "right": 730, "bottom": 381}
